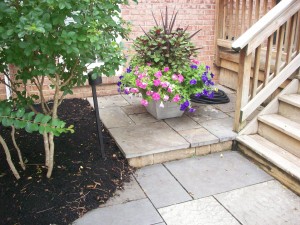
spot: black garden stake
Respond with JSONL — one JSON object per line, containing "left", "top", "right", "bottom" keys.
{"left": 88, "top": 72, "right": 106, "bottom": 158}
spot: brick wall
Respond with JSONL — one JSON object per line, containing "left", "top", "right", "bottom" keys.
{"left": 0, "top": 0, "right": 218, "bottom": 101}
{"left": 121, "top": 0, "right": 217, "bottom": 69}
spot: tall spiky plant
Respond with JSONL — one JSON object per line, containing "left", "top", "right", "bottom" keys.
{"left": 132, "top": 7, "right": 202, "bottom": 71}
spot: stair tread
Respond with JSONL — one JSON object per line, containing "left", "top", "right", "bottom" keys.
{"left": 237, "top": 134, "right": 300, "bottom": 180}
{"left": 279, "top": 94, "right": 300, "bottom": 108}
{"left": 258, "top": 114, "right": 300, "bottom": 141}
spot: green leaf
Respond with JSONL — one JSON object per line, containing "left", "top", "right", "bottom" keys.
{"left": 34, "top": 114, "right": 44, "bottom": 123}
{"left": 16, "top": 108, "right": 25, "bottom": 118}
{"left": 41, "top": 115, "right": 51, "bottom": 124}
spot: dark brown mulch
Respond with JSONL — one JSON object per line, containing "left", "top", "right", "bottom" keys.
{"left": 0, "top": 98, "right": 134, "bottom": 225}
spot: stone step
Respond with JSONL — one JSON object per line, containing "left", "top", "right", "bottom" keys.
{"left": 236, "top": 134, "right": 300, "bottom": 183}
{"left": 279, "top": 94, "right": 300, "bottom": 123}
{"left": 258, "top": 114, "right": 300, "bottom": 158}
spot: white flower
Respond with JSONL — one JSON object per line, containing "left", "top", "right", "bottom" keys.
{"left": 159, "top": 101, "right": 165, "bottom": 108}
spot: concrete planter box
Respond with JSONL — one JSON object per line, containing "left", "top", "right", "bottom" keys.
{"left": 146, "top": 100, "right": 184, "bottom": 120}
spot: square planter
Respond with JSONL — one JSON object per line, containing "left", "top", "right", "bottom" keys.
{"left": 145, "top": 100, "right": 184, "bottom": 120}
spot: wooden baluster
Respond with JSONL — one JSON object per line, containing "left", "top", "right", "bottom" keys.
{"left": 297, "top": 11, "right": 300, "bottom": 54}
{"left": 241, "top": 0, "right": 246, "bottom": 33}
{"left": 223, "top": 0, "right": 228, "bottom": 39}
{"left": 275, "top": 25, "right": 285, "bottom": 76}
{"left": 234, "top": 0, "right": 240, "bottom": 39}
{"left": 264, "top": 35, "right": 274, "bottom": 86}
{"left": 252, "top": 45, "right": 262, "bottom": 98}
{"left": 229, "top": 0, "right": 234, "bottom": 40}
{"left": 248, "top": 0, "right": 254, "bottom": 28}
{"left": 255, "top": 0, "right": 260, "bottom": 22}
{"left": 234, "top": 48, "right": 252, "bottom": 132}
{"left": 286, "top": 15, "right": 296, "bottom": 63}
{"left": 263, "top": 0, "right": 268, "bottom": 15}
{"left": 284, "top": 19, "right": 291, "bottom": 53}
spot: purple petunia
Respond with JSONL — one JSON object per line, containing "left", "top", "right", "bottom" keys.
{"left": 190, "top": 64, "right": 198, "bottom": 69}
{"left": 180, "top": 100, "right": 190, "bottom": 111}
{"left": 189, "top": 79, "right": 197, "bottom": 85}
{"left": 189, "top": 108, "right": 196, "bottom": 113}
{"left": 117, "top": 81, "right": 122, "bottom": 86}
{"left": 126, "top": 66, "right": 132, "bottom": 73}
{"left": 119, "top": 75, "right": 124, "bottom": 80}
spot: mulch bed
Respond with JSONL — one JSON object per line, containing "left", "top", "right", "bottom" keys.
{"left": 0, "top": 98, "right": 134, "bottom": 225}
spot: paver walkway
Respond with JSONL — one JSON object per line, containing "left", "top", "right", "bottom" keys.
{"left": 87, "top": 85, "right": 245, "bottom": 167}
{"left": 73, "top": 151, "right": 300, "bottom": 225}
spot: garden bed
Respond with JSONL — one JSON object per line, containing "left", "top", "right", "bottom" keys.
{"left": 0, "top": 98, "right": 133, "bottom": 225}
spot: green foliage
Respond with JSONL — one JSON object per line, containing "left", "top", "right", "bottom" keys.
{"left": 0, "top": 101, "right": 74, "bottom": 136}
{"left": 0, "top": 0, "right": 136, "bottom": 94}
{"left": 131, "top": 7, "right": 201, "bottom": 71}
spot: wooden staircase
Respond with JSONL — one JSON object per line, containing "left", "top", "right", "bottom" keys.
{"left": 214, "top": 0, "right": 300, "bottom": 194}
{"left": 236, "top": 79, "right": 300, "bottom": 194}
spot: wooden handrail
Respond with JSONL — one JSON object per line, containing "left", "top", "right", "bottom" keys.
{"left": 232, "top": 0, "right": 300, "bottom": 54}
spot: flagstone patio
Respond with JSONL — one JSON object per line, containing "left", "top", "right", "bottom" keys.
{"left": 88, "top": 85, "right": 242, "bottom": 167}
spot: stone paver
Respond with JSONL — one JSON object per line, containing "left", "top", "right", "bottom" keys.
{"left": 73, "top": 199, "right": 163, "bottom": 225}
{"left": 121, "top": 105, "right": 147, "bottom": 115}
{"left": 164, "top": 115, "right": 202, "bottom": 131}
{"left": 215, "top": 180, "right": 300, "bottom": 225}
{"left": 108, "top": 122, "right": 190, "bottom": 158}
{"left": 122, "top": 94, "right": 141, "bottom": 105}
{"left": 178, "top": 128, "right": 219, "bottom": 147}
{"left": 129, "top": 113, "right": 158, "bottom": 124}
{"left": 188, "top": 105, "right": 229, "bottom": 123}
{"left": 164, "top": 151, "right": 273, "bottom": 199}
{"left": 134, "top": 164, "right": 192, "bottom": 208}
{"left": 200, "top": 117, "right": 237, "bottom": 141}
{"left": 100, "top": 176, "right": 146, "bottom": 208}
{"left": 99, "top": 107, "right": 134, "bottom": 128}
{"left": 158, "top": 197, "right": 241, "bottom": 225}
{"left": 214, "top": 94, "right": 236, "bottom": 113}
{"left": 88, "top": 95, "right": 129, "bottom": 108}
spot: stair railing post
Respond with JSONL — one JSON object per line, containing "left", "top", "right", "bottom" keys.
{"left": 234, "top": 47, "right": 252, "bottom": 132}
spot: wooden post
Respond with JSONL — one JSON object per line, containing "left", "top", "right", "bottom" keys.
{"left": 234, "top": 47, "right": 252, "bottom": 132}
{"left": 214, "top": 0, "right": 224, "bottom": 66}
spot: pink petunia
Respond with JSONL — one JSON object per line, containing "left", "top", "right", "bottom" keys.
{"left": 172, "top": 74, "right": 178, "bottom": 81}
{"left": 146, "top": 90, "right": 153, "bottom": 96}
{"left": 161, "top": 81, "right": 169, "bottom": 88}
{"left": 147, "top": 62, "right": 152, "bottom": 66}
{"left": 164, "top": 67, "right": 169, "bottom": 72}
{"left": 178, "top": 74, "right": 184, "bottom": 83}
{"left": 167, "top": 87, "right": 173, "bottom": 93}
{"left": 172, "top": 94, "right": 181, "bottom": 102}
{"left": 140, "top": 82, "right": 148, "bottom": 89}
{"left": 163, "top": 95, "right": 169, "bottom": 101}
{"left": 191, "top": 59, "right": 200, "bottom": 65}
{"left": 131, "top": 88, "right": 139, "bottom": 93}
{"left": 141, "top": 99, "right": 148, "bottom": 106}
{"left": 154, "top": 71, "right": 162, "bottom": 78}
{"left": 152, "top": 92, "right": 161, "bottom": 101}
{"left": 153, "top": 79, "right": 161, "bottom": 86}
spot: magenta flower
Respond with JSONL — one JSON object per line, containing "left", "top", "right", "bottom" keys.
{"left": 163, "top": 95, "right": 169, "bottom": 101}
{"left": 141, "top": 99, "right": 148, "bottom": 106}
{"left": 146, "top": 90, "right": 153, "bottom": 96}
{"left": 164, "top": 67, "right": 169, "bottom": 72}
{"left": 173, "top": 94, "right": 181, "bottom": 102}
{"left": 154, "top": 71, "right": 162, "bottom": 78}
{"left": 191, "top": 59, "right": 200, "bottom": 65}
{"left": 140, "top": 82, "right": 147, "bottom": 89}
{"left": 152, "top": 92, "right": 161, "bottom": 101}
{"left": 136, "top": 79, "right": 141, "bottom": 87}
{"left": 131, "top": 88, "right": 139, "bottom": 93}
{"left": 147, "top": 62, "right": 152, "bottom": 66}
{"left": 172, "top": 74, "right": 178, "bottom": 81}
{"left": 167, "top": 87, "right": 173, "bottom": 93}
{"left": 161, "top": 81, "right": 169, "bottom": 88}
{"left": 178, "top": 74, "right": 184, "bottom": 83}
{"left": 153, "top": 79, "right": 161, "bottom": 86}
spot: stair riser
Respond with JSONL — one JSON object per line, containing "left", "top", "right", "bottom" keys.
{"left": 237, "top": 143, "right": 300, "bottom": 195}
{"left": 279, "top": 102, "right": 300, "bottom": 123}
{"left": 258, "top": 123, "right": 300, "bottom": 158}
